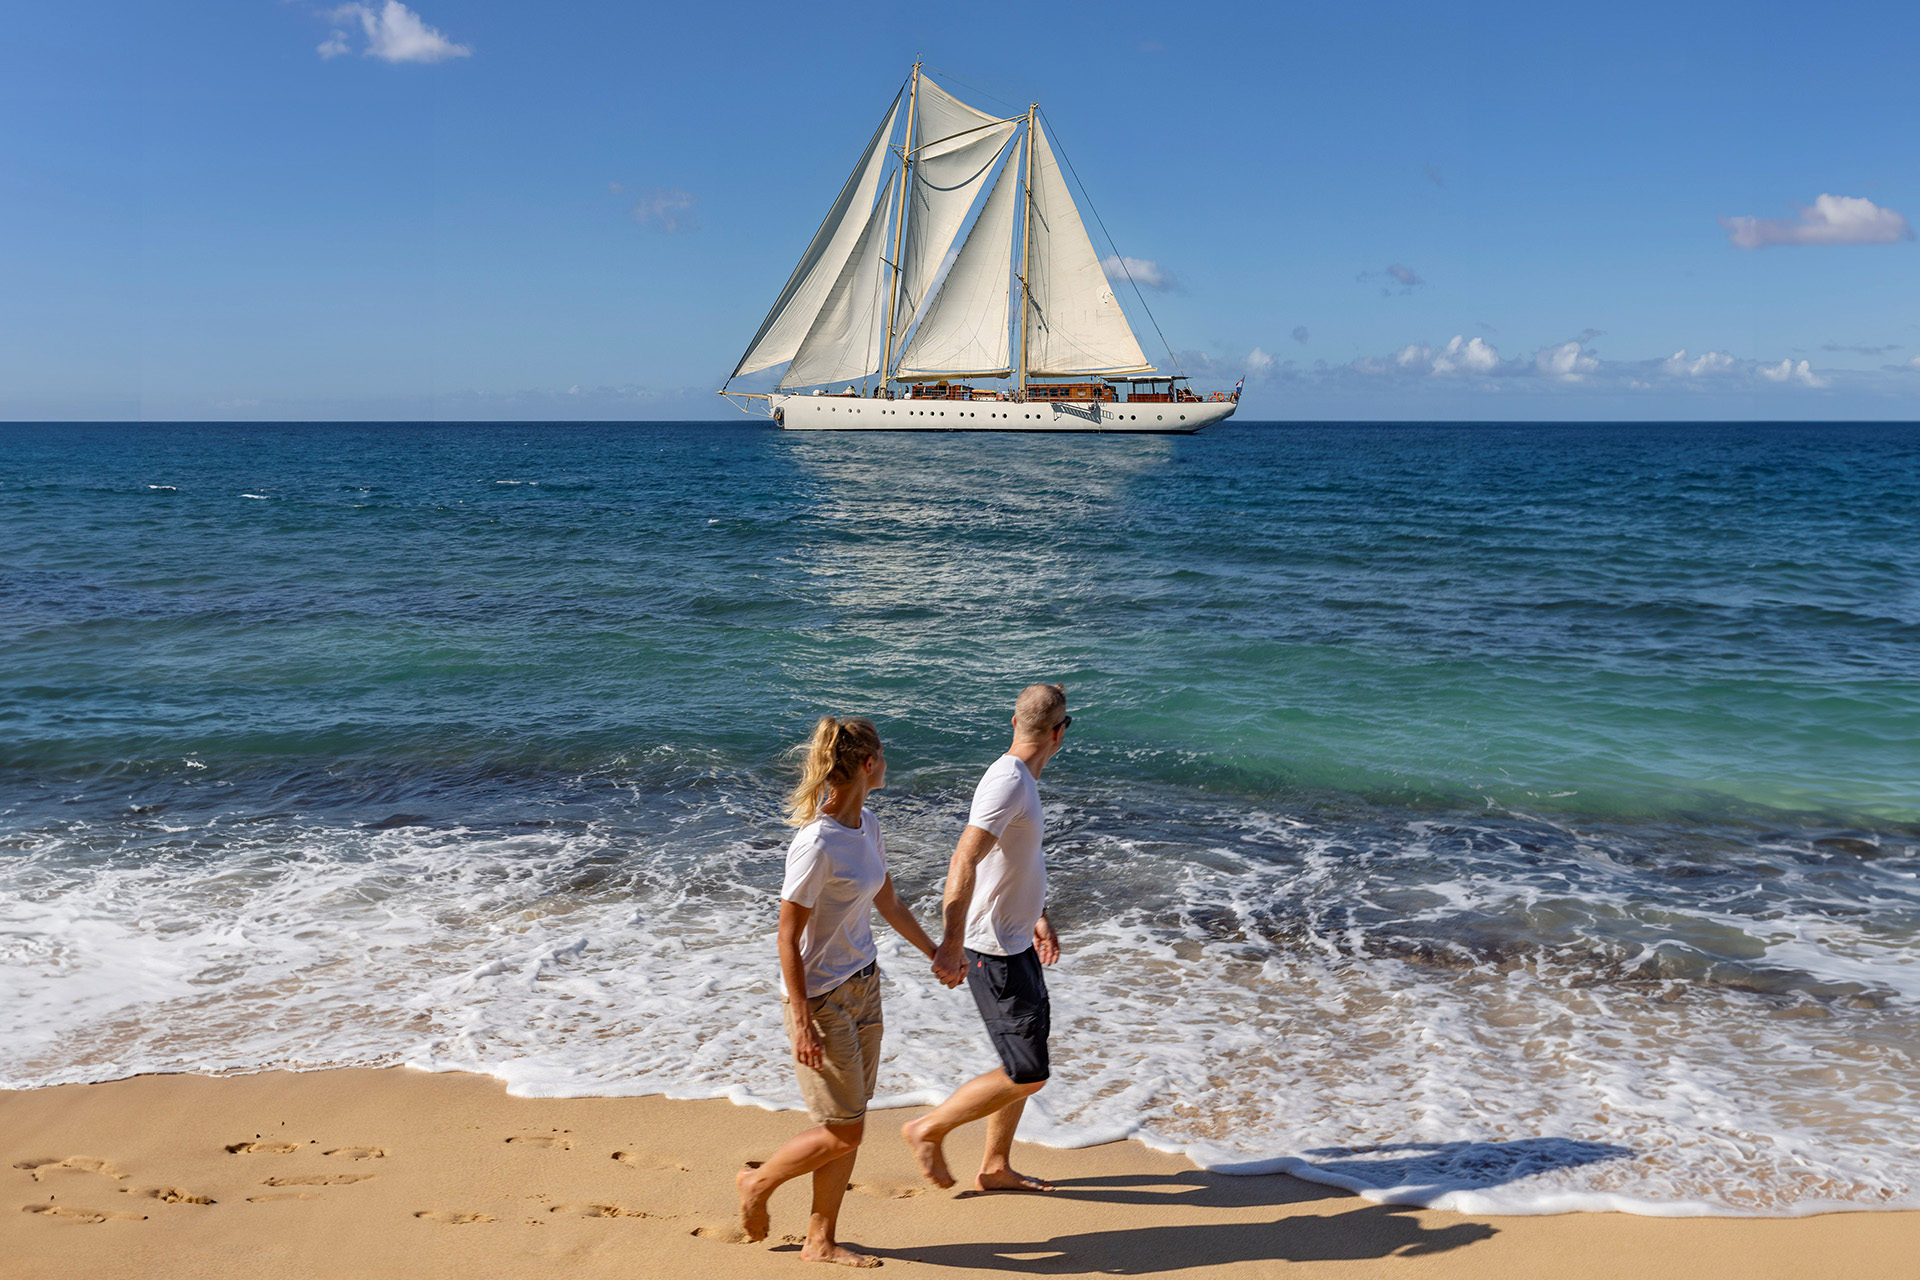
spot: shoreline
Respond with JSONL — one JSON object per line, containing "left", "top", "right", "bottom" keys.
{"left": 4, "top": 1067, "right": 1914, "bottom": 1279}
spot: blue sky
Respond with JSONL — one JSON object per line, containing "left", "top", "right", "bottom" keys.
{"left": 3, "top": 0, "right": 1917, "bottom": 421}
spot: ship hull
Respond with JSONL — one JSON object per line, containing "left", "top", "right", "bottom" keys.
{"left": 771, "top": 394, "right": 1235, "bottom": 433}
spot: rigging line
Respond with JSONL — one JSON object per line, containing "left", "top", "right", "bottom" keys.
{"left": 927, "top": 68, "right": 1025, "bottom": 113}
{"left": 1036, "top": 107, "right": 1184, "bottom": 378}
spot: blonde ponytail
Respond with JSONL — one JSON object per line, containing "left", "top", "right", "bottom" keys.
{"left": 784, "top": 715, "right": 882, "bottom": 826}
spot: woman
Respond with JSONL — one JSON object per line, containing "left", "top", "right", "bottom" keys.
{"left": 737, "top": 716, "right": 937, "bottom": 1268}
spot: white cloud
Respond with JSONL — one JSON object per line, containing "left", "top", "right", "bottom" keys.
{"left": 1432, "top": 335, "right": 1500, "bottom": 375}
{"left": 1759, "top": 359, "right": 1828, "bottom": 387}
{"left": 1342, "top": 333, "right": 1863, "bottom": 396}
{"left": 320, "top": 3, "right": 471, "bottom": 64}
{"left": 1358, "top": 335, "right": 1508, "bottom": 378}
{"left": 1663, "top": 349, "right": 1738, "bottom": 377}
{"left": 1100, "top": 255, "right": 1176, "bottom": 291}
{"left": 1722, "top": 194, "right": 1912, "bottom": 249}
{"left": 629, "top": 188, "right": 698, "bottom": 233}
{"left": 1245, "top": 347, "right": 1275, "bottom": 377}
{"left": 1535, "top": 340, "right": 1599, "bottom": 381}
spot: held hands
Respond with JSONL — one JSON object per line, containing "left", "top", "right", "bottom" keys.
{"left": 931, "top": 938, "right": 967, "bottom": 989}
{"left": 1034, "top": 916, "right": 1061, "bottom": 966}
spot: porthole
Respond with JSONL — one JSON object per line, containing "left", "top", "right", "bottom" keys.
{"left": 1156, "top": 414, "right": 1163, "bottom": 420}
{"left": 1180, "top": 415, "right": 1186, "bottom": 420}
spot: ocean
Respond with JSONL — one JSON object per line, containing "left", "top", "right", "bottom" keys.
{"left": 2, "top": 419, "right": 1915, "bottom": 1216}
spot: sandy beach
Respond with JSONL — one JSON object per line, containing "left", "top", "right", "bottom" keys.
{"left": 1, "top": 1067, "right": 1911, "bottom": 1280}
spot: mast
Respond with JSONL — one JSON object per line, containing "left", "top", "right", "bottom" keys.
{"left": 1016, "top": 104, "right": 1036, "bottom": 395}
{"left": 880, "top": 62, "right": 921, "bottom": 395}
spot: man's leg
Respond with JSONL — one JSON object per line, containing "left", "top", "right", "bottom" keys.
{"left": 901, "top": 1068, "right": 1040, "bottom": 1188}
{"left": 976, "top": 1092, "right": 1054, "bottom": 1192}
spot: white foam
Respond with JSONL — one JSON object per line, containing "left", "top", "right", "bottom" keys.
{"left": 1, "top": 813, "right": 1914, "bottom": 1217}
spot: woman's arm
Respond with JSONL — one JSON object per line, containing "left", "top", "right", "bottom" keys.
{"left": 777, "top": 899, "right": 824, "bottom": 1069}
{"left": 873, "top": 874, "right": 937, "bottom": 960}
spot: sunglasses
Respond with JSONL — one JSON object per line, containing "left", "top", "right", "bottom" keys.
{"left": 1053, "top": 715, "right": 1072, "bottom": 733}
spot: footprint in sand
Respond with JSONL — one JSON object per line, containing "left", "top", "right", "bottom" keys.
{"left": 612, "top": 1150, "right": 689, "bottom": 1173}
{"left": 505, "top": 1134, "right": 572, "bottom": 1150}
{"left": 689, "top": 1223, "right": 749, "bottom": 1243}
{"left": 261, "top": 1174, "right": 376, "bottom": 1186}
{"left": 140, "top": 1186, "right": 216, "bottom": 1205}
{"left": 550, "top": 1203, "right": 650, "bottom": 1219}
{"left": 226, "top": 1141, "right": 299, "bottom": 1155}
{"left": 21, "top": 1204, "right": 147, "bottom": 1223}
{"left": 13, "top": 1157, "right": 126, "bottom": 1183}
{"left": 323, "top": 1147, "right": 386, "bottom": 1160}
{"left": 247, "top": 1193, "right": 320, "bottom": 1203}
{"left": 414, "top": 1210, "right": 494, "bottom": 1224}
{"left": 849, "top": 1181, "right": 924, "bottom": 1200}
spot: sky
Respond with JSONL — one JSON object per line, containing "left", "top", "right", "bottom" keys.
{"left": 3, "top": 0, "right": 1917, "bottom": 422}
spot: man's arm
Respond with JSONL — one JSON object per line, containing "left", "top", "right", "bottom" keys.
{"left": 873, "top": 874, "right": 937, "bottom": 960}
{"left": 776, "top": 900, "right": 824, "bottom": 1069}
{"left": 931, "top": 825, "right": 999, "bottom": 987}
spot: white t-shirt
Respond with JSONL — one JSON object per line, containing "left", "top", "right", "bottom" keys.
{"left": 962, "top": 755, "right": 1047, "bottom": 956}
{"left": 780, "top": 808, "right": 889, "bottom": 998}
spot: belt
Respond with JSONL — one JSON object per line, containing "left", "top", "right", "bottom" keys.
{"left": 852, "top": 960, "right": 878, "bottom": 979}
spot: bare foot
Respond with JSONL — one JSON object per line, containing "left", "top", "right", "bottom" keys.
{"left": 801, "top": 1239, "right": 882, "bottom": 1268}
{"left": 974, "top": 1167, "right": 1055, "bottom": 1193}
{"left": 736, "top": 1168, "right": 771, "bottom": 1242}
{"left": 900, "top": 1118, "right": 954, "bottom": 1190}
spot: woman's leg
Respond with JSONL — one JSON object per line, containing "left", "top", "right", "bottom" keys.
{"left": 737, "top": 1119, "right": 863, "bottom": 1241}
{"left": 801, "top": 1141, "right": 875, "bottom": 1267}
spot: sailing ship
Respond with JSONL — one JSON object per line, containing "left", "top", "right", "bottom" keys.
{"left": 719, "top": 65, "right": 1240, "bottom": 433}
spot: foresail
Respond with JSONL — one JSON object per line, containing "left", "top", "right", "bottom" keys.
{"left": 895, "top": 138, "right": 1019, "bottom": 378}
{"left": 895, "top": 77, "right": 1017, "bottom": 337}
{"left": 730, "top": 94, "right": 900, "bottom": 380}
{"left": 779, "top": 184, "right": 896, "bottom": 389}
{"left": 1025, "top": 122, "right": 1153, "bottom": 377}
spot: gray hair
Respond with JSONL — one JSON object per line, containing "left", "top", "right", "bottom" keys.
{"left": 1013, "top": 683, "right": 1067, "bottom": 737}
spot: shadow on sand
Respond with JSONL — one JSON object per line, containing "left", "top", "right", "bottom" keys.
{"left": 866, "top": 1138, "right": 1633, "bottom": 1274}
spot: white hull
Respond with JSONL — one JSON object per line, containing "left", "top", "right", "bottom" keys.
{"left": 772, "top": 394, "right": 1235, "bottom": 433}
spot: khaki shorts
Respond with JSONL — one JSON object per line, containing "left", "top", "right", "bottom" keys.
{"left": 782, "top": 964, "right": 883, "bottom": 1127}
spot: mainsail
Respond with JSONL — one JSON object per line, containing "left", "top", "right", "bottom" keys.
{"left": 1023, "top": 121, "right": 1152, "bottom": 377}
{"left": 894, "top": 78, "right": 1017, "bottom": 337}
{"left": 895, "top": 138, "right": 1020, "bottom": 379}
{"left": 779, "top": 184, "right": 897, "bottom": 389}
{"left": 729, "top": 94, "right": 900, "bottom": 379}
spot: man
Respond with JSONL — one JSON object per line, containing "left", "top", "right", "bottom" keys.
{"left": 903, "top": 683, "right": 1069, "bottom": 1193}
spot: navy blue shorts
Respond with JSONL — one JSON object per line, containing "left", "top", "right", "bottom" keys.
{"left": 964, "top": 946, "right": 1051, "bottom": 1085}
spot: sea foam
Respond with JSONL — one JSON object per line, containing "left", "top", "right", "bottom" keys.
{"left": 3, "top": 794, "right": 1914, "bottom": 1218}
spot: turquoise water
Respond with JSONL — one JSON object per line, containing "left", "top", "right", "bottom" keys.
{"left": 2, "top": 420, "right": 1916, "bottom": 1213}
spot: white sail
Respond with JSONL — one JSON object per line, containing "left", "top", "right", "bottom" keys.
{"left": 731, "top": 95, "right": 900, "bottom": 379}
{"left": 895, "top": 77, "right": 1016, "bottom": 335}
{"left": 780, "top": 183, "right": 896, "bottom": 389}
{"left": 1025, "top": 122, "right": 1152, "bottom": 377}
{"left": 895, "top": 138, "right": 1020, "bottom": 378}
